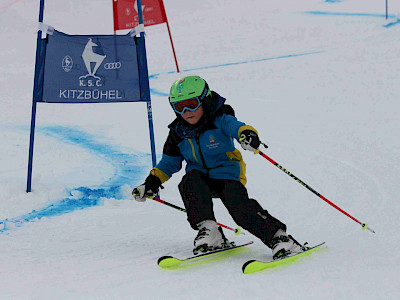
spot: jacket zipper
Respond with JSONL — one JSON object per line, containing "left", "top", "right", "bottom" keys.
{"left": 195, "top": 133, "right": 210, "bottom": 177}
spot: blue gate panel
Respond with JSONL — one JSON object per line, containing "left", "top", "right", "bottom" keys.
{"left": 42, "top": 31, "right": 143, "bottom": 103}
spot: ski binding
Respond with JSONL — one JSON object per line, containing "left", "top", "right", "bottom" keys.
{"left": 158, "top": 241, "right": 254, "bottom": 268}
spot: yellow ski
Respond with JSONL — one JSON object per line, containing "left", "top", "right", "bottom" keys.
{"left": 158, "top": 241, "right": 254, "bottom": 268}
{"left": 242, "top": 242, "right": 326, "bottom": 274}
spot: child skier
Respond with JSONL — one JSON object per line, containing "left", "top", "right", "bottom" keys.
{"left": 132, "top": 75, "right": 300, "bottom": 259}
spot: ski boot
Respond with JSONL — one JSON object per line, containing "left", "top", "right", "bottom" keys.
{"left": 271, "top": 229, "right": 303, "bottom": 260}
{"left": 193, "top": 220, "right": 232, "bottom": 255}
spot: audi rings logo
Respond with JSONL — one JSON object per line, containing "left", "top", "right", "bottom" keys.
{"left": 104, "top": 62, "right": 122, "bottom": 70}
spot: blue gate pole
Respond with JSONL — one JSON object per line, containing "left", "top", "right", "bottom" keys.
{"left": 26, "top": 98, "right": 37, "bottom": 192}
{"left": 146, "top": 102, "right": 157, "bottom": 167}
{"left": 136, "top": 0, "right": 157, "bottom": 167}
{"left": 27, "top": 0, "right": 45, "bottom": 192}
{"left": 386, "top": 0, "right": 388, "bottom": 19}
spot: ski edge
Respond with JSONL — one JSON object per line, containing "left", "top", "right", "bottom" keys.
{"left": 242, "top": 242, "right": 326, "bottom": 274}
{"left": 158, "top": 241, "right": 254, "bottom": 268}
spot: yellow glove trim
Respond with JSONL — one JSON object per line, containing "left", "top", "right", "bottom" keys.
{"left": 238, "top": 125, "right": 258, "bottom": 138}
{"left": 150, "top": 168, "right": 170, "bottom": 184}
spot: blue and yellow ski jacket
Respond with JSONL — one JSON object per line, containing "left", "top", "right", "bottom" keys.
{"left": 151, "top": 92, "right": 257, "bottom": 186}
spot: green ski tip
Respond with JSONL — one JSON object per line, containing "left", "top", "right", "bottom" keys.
{"left": 157, "top": 256, "right": 182, "bottom": 268}
{"left": 243, "top": 242, "right": 326, "bottom": 274}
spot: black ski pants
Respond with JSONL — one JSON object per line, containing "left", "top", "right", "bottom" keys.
{"left": 178, "top": 170, "right": 287, "bottom": 248}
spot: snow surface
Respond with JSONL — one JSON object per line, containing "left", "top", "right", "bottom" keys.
{"left": 1, "top": 0, "right": 399, "bottom": 299}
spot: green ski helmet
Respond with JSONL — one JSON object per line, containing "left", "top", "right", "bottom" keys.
{"left": 169, "top": 75, "right": 211, "bottom": 106}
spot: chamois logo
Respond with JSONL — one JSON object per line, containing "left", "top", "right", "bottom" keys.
{"left": 80, "top": 38, "right": 106, "bottom": 79}
{"left": 58, "top": 36, "right": 127, "bottom": 101}
{"left": 62, "top": 55, "right": 73, "bottom": 72}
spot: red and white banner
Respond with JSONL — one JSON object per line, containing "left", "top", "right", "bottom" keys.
{"left": 113, "top": 0, "right": 166, "bottom": 31}
{"left": 112, "top": 0, "right": 180, "bottom": 72}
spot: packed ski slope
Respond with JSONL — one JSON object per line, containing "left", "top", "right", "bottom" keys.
{"left": 1, "top": 0, "right": 399, "bottom": 299}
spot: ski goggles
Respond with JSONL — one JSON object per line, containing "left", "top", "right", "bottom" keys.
{"left": 171, "top": 97, "right": 202, "bottom": 114}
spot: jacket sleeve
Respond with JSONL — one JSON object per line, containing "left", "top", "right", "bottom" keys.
{"left": 219, "top": 114, "right": 258, "bottom": 140}
{"left": 150, "top": 130, "right": 184, "bottom": 183}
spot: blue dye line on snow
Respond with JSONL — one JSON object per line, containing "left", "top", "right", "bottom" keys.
{"left": 306, "top": 11, "right": 399, "bottom": 28}
{"left": 149, "top": 51, "right": 322, "bottom": 80}
{"left": 0, "top": 126, "right": 152, "bottom": 233}
{"left": 384, "top": 19, "right": 400, "bottom": 28}
{"left": 149, "top": 51, "right": 322, "bottom": 97}
{"left": 150, "top": 88, "right": 169, "bottom": 97}
{"left": 305, "top": 11, "right": 396, "bottom": 19}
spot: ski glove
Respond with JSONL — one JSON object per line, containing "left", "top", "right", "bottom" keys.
{"left": 239, "top": 129, "right": 261, "bottom": 152}
{"left": 132, "top": 173, "right": 162, "bottom": 202}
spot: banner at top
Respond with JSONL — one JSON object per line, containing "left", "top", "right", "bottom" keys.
{"left": 113, "top": 0, "right": 166, "bottom": 31}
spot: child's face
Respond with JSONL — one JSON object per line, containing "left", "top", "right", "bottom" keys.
{"left": 181, "top": 105, "right": 204, "bottom": 125}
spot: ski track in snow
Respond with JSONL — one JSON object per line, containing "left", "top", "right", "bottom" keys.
{"left": 0, "top": 126, "right": 151, "bottom": 233}
{"left": 308, "top": 150, "right": 386, "bottom": 233}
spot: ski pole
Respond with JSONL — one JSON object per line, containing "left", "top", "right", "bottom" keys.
{"left": 152, "top": 197, "right": 244, "bottom": 235}
{"left": 255, "top": 149, "right": 375, "bottom": 233}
